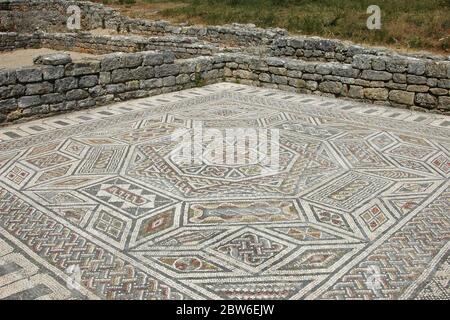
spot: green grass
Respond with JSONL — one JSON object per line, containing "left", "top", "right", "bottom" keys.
{"left": 101, "top": 0, "right": 450, "bottom": 53}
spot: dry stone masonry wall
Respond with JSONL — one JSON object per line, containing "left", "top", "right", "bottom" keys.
{"left": 223, "top": 53, "right": 450, "bottom": 112}
{"left": 269, "top": 36, "right": 448, "bottom": 63}
{"left": 0, "top": 0, "right": 286, "bottom": 46}
{"left": 0, "top": 51, "right": 225, "bottom": 123}
{"left": 40, "top": 32, "right": 219, "bottom": 58}
{"left": 0, "top": 32, "right": 40, "bottom": 51}
{"left": 0, "top": 32, "right": 219, "bottom": 58}
{"left": 0, "top": 0, "right": 449, "bottom": 124}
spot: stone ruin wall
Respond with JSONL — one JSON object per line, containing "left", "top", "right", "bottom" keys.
{"left": 269, "top": 37, "right": 449, "bottom": 63}
{"left": 0, "top": 51, "right": 226, "bottom": 123}
{"left": 0, "top": 0, "right": 285, "bottom": 46}
{"left": 0, "top": 0, "right": 449, "bottom": 124}
{"left": 0, "top": 31, "right": 219, "bottom": 58}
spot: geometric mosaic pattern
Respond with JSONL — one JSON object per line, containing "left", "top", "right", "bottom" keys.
{"left": 0, "top": 83, "right": 449, "bottom": 300}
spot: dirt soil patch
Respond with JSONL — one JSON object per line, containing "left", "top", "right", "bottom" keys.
{"left": 0, "top": 48, "right": 100, "bottom": 69}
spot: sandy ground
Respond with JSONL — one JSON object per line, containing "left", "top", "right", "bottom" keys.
{"left": 90, "top": 28, "right": 121, "bottom": 36}
{"left": 0, "top": 48, "right": 99, "bottom": 69}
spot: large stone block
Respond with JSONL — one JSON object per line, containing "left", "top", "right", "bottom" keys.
{"left": 125, "top": 80, "right": 140, "bottom": 91}
{"left": 78, "top": 98, "right": 96, "bottom": 109}
{"left": 266, "top": 57, "right": 285, "bottom": 67}
{"left": 233, "top": 70, "right": 254, "bottom": 80}
{"left": 65, "top": 60, "right": 101, "bottom": 76}
{"left": 89, "top": 85, "right": 106, "bottom": 98}
{"left": 163, "top": 51, "right": 176, "bottom": 64}
{"left": 99, "top": 72, "right": 111, "bottom": 85}
{"left": 429, "top": 88, "right": 448, "bottom": 95}
{"left": 438, "top": 96, "right": 450, "bottom": 110}
{"left": 406, "top": 75, "right": 427, "bottom": 85}
{"left": 142, "top": 52, "right": 164, "bottom": 66}
{"left": 407, "top": 85, "right": 429, "bottom": 93}
{"left": 392, "top": 73, "right": 406, "bottom": 83}
{"left": 332, "top": 65, "right": 359, "bottom": 78}
{"left": 286, "top": 69, "right": 303, "bottom": 78}
{"left": 203, "top": 69, "right": 219, "bottom": 80}
{"left": 408, "top": 60, "right": 426, "bottom": 75}
{"left": 318, "top": 81, "right": 343, "bottom": 94}
{"left": 363, "top": 88, "right": 388, "bottom": 100}
{"left": 302, "top": 73, "right": 322, "bottom": 81}
{"left": 154, "top": 64, "right": 180, "bottom": 77}
{"left": 389, "top": 90, "right": 415, "bottom": 105}
{"left": 122, "top": 53, "right": 143, "bottom": 68}
{"left": 111, "top": 68, "right": 134, "bottom": 83}
{"left": 42, "top": 65, "right": 65, "bottom": 80}
{"left": 118, "top": 90, "right": 150, "bottom": 101}
{"left": 162, "top": 76, "right": 176, "bottom": 87}
{"left": 270, "top": 74, "right": 287, "bottom": 85}
{"left": 41, "top": 93, "right": 65, "bottom": 104}
{"left": 25, "top": 82, "right": 53, "bottom": 95}
{"left": 106, "top": 83, "right": 127, "bottom": 94}
{"left": 66, "top": 89, "right": 90, "bottom": 101}
{"left": 361, "top": 70, "right": 392, "bottom": 81}
{"left": 140, "top": 78, "right": 163, "bottom": 89}
{"left": 0, "top": 84, "right": 25, "bottom": 99}
{"left": 33, "top": 53, "right": 72, "bottom": 66}
{"left": 415, "top": 93, "right": 437, "bottom": 108}
{"left": 79, "top": 75, "right": 99, "bottom": 88}
{"left": 386, "top": 82, "right": 407, "bottom": 90}
{"left": 386, "top": 57, "right": 408, "bottom": 73}
{"left": 268, "top": 67, "right": 287, "bottom": 76}
{"left": 306, "top": 81, "right": 318, "bottom": 90}
{"left": 371, "top": 57, "right": 386, "bottom": 71}
{"left": 18, "top": 95, "right": 42, "bottom": 108}
{"left": 437, "top": 79, "right": 450, "bottom": 89}
{"left": 101, "top": 53, "right": 125, "bottom": 71}
{"left": 16, "top": 67, "right": 42, "bottom": 83}
{"left": 0, "top": 98, "right": 17, "bottom": 112}
{"left": 425, "top": 61, "right": 449, "bottom": 78}
{"left": 176, "top": 74, "right": 191, "bottom": 85}
{"left": 259, "top": 73, "right": 271, "bottom": 82}
{"left": 134, "top": 66, "right": 154, "bottom": 80}
{"left": 55, "top": 77, "right": 78, "bottom": 92}
{"left": 0, "top": 70, "right": 17, "bottom": 86}
{"left": 348, "top": 85, "right": 364, "bottom": 99}
{"left": 352, "top": 55, "right": 372, "bottom": 70}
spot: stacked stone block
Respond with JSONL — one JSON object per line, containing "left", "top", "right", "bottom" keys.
{"left": 270, "top": 36, "right": 447, "bottom": 63}
{"left": 1, "top": 32, "right": 218, "bottom": 59}
{"left": 0, "top": 0, "right": 286, "bottom": 46}
{"left": 0, "top": 51, "right": 225, "bottom": 123}
{"left": 39, "top": 32, "right": 219, "bottom": 59}
{"left": 0, "top": 32, "right": 40, "bottom": 51}
{"left": 222, "top": 53, "right": 450, "bottom": 112}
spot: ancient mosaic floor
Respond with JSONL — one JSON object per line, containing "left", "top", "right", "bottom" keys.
{"left": 0, "top": 83, "right": 449, "bottom": 300}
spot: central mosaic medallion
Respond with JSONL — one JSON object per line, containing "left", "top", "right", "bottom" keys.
{"left": 126, "top": 132, "right": 344, "bottom": 199}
